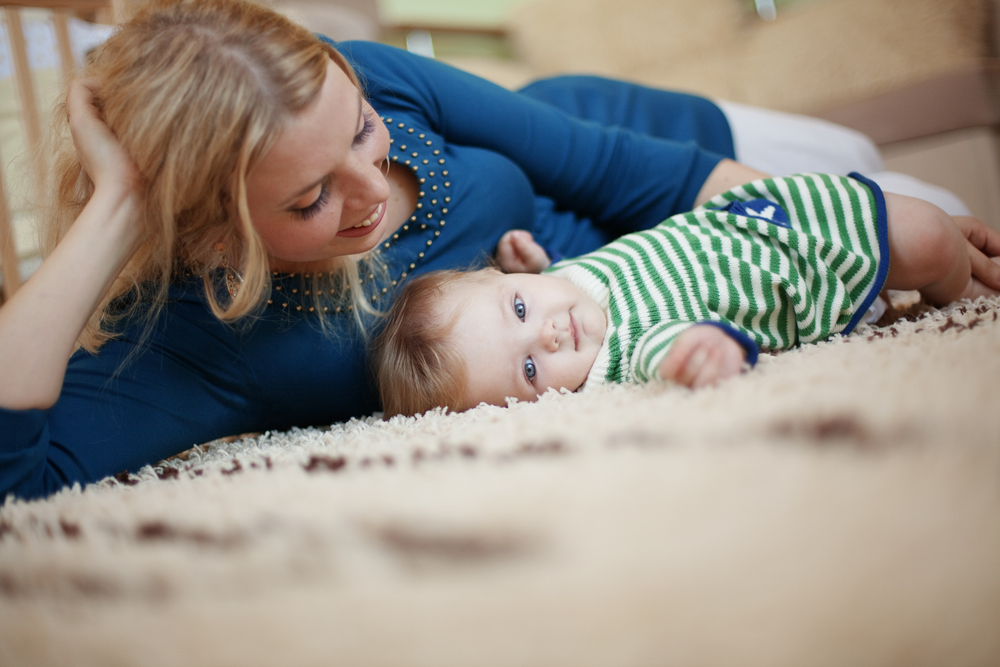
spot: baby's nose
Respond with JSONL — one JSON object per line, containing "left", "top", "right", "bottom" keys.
{"left": 539, "top": 319, "right": 559, "bottom": 352}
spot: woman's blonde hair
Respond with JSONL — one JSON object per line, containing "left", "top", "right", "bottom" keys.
{"left": 44, "top": 0, "right": 376, "bottom": 352}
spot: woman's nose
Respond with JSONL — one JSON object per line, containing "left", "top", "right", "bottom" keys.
{"left": 346, "top": 157, "right": 390, "bottom": 207}
{"left": 538, "top": 319, "right": 559, "bottom": 352}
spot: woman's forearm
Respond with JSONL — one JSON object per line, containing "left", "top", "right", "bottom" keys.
{"left": 0, "top": 184, "right": 143, "bottom": 410}
{"left": 694, "top": 159, "right": 771, "bottom": 207}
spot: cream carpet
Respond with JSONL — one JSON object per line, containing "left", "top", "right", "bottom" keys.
{"left": 1, "top": 296, "right": 998, "bottom": 667}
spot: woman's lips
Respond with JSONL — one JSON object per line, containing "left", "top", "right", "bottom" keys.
{"left": 337, "top": 202, "right": 385, "bottom": 238}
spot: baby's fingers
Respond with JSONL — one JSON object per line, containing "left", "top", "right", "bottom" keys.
{"left": 955, "top": 216, "right": 1000, "bottom": 289}
{"left": 509, "top": 231, "right": 551, "bottom": 273}
{"left": 495, "top": 230, "right": 551, "bottom": 273}
{"left": 495, "top": 232, "right": 525, "bottom": 273}
{"left": 687, "top": 343, "right": 744, "bottom": 388}
{"left": 967, "top": 243, "right": 1000, "bottom": 291}
{"left": 686, "top": 347, "right": 719, "bottom": 388}
{"left": 658, "top": 325, "right": 746, "bottom": 388}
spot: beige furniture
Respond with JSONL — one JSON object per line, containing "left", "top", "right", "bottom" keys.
{"left": 446, "top": 0, "right": 1000, "bottom": 231}
{"left": 274, "top": 0, "right": 380, "bottom": 43}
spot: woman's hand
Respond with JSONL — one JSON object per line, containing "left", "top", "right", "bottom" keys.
{"left": 657, "top": 325, "right": 746, "bottom": 388}
{"left": 953, "top": 216, "right": 1000, "bottom": 291}
{"left": 67, "top": 78, "right": 142, "bottom": 195}
{"left": 495, "top": 230, "right": 551, "bottom": 273}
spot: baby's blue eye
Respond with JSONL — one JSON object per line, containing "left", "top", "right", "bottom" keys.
{"left": 524, "top": 357, "right": 536, "bottom": 382}
{"left": 514, "top": 296, "right": 526, "bottom": 320}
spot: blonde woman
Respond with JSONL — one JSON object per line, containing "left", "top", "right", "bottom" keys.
{"left": 1, "top": 0, "right": 997, "bottom": 500}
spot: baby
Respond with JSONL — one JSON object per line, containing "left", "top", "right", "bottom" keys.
{"left": 372, "top": 173, "right": 1000, "bottom": 417}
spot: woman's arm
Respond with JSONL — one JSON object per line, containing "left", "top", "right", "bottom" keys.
{"left": 340, "top": 41, "right": 733, "bottom": 227}
{"left": 0, "top": 79, "right": 144, "bottom": 410}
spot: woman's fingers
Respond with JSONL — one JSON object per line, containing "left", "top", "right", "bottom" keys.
{"left": 66, "top": 78, "right": 141, "bottom": 192}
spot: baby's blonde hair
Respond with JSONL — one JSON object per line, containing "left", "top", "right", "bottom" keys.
{"left": 373, "top": 269, "right": 498, "bottom": 417}
{"left": 43, "top": 0, "right": 376, "bottom": 352}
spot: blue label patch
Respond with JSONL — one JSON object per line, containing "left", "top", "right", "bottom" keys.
{"left": 713, "top": 199, "right": 791, "bottom": 228}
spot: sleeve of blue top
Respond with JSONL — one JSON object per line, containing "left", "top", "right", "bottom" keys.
{"left": 335, "top": 41, "right": 728, "bottom": 227}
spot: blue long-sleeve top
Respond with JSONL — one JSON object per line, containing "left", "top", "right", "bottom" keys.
{"left": 0, "top": 40, "right": 734, "bottom": 500}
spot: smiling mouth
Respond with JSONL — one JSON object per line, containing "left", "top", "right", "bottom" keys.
{"left": 352, "top": 202, "right": 384, "bottom": 229}
{"left": 337, "top": 202, "right": 386, "bottom": 238}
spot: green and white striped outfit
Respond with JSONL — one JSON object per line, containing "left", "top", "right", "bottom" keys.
{"left": 545, "top": 173, "right": 889, "bottom": 385}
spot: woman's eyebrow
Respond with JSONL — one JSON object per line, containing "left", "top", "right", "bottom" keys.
{"left": 279, "top": 90, "right": 365, "bottom": 210}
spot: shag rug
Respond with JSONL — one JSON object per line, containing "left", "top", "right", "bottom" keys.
{"left": 1, "top": 296, "right": 998, "bottom": 667}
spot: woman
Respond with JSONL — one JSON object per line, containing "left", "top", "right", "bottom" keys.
{"left": 1, "top": 0, "right": 997, "bottom": 500}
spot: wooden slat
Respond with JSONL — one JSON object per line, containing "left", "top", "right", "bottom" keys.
{"left": 0, "top": 1, "right": 116, "bottom": 302}
{"left": 816, "top": 60, "right": 1000, "bottom": 146}
{"left": 0, "top": 155, "right": 22, "bottom": 300}
{"left": 5, "top": 9, "right": 43, "bottom": 171}
{"left": 52, "top": 8, "right": 75, "bottom": 83}
{"left": 1, "top": 7, "right": 40, "bottom": 298}
{"left": 0, "top": 0, "right": 110, "bottom": 9}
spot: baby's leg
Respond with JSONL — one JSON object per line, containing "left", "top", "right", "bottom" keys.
{"left": 883, "top": 193, "right": 1000, "bottom": 305}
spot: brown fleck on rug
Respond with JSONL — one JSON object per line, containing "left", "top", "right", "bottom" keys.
{"left": 1, "top": 297, "right": 998, "bottom": 667}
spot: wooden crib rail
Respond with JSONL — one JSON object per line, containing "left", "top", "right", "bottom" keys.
{"left": 0, "top": 0, "right": 121, "bottom": 302}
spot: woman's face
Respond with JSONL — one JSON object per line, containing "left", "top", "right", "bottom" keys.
{"left": 246, "top": 59, "right": 391, "bottom": 269}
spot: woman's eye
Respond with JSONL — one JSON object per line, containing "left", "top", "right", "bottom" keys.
{"left": 514, "top": 296, "right": 526, "bottom": 320}
{"left": 291, "top": 184, "right": 330, "bottom": 220}
{"left": 524, "top": 357, "right": 536, "bottom": 382}
{"left": 353, "top": 108, "right": 376, "bottom": 146}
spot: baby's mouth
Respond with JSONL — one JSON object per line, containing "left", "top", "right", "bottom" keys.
{"left": 569, "top": 313, "right": 579, "bottom": 351}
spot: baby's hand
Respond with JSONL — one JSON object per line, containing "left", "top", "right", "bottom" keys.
{"left": 954, "top": 216, "right": 1000, "bottom": 290}
{"left": 657, "top": 325, "right": 746, "bottom": 388}
{"left": 495, "top": 230, "right": 551, "bottom": 274}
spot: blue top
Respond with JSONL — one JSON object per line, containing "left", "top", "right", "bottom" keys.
{"left": 0, "top": 40, "right": 734, "bottom": 500}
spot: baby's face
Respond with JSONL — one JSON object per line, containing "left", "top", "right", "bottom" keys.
{"left": 441, "top": 270, "right": 607, "bottom": 409}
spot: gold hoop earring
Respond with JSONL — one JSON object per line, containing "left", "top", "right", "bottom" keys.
{"left": 213, "top": 242, "right": 243, "bottom": 298}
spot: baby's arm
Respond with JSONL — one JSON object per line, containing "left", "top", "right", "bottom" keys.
{"left": 657, "top": 325, "right": 747, "bottom": 389}
{"left": 495, "top": 230, "right": 552, "bottom": 274}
